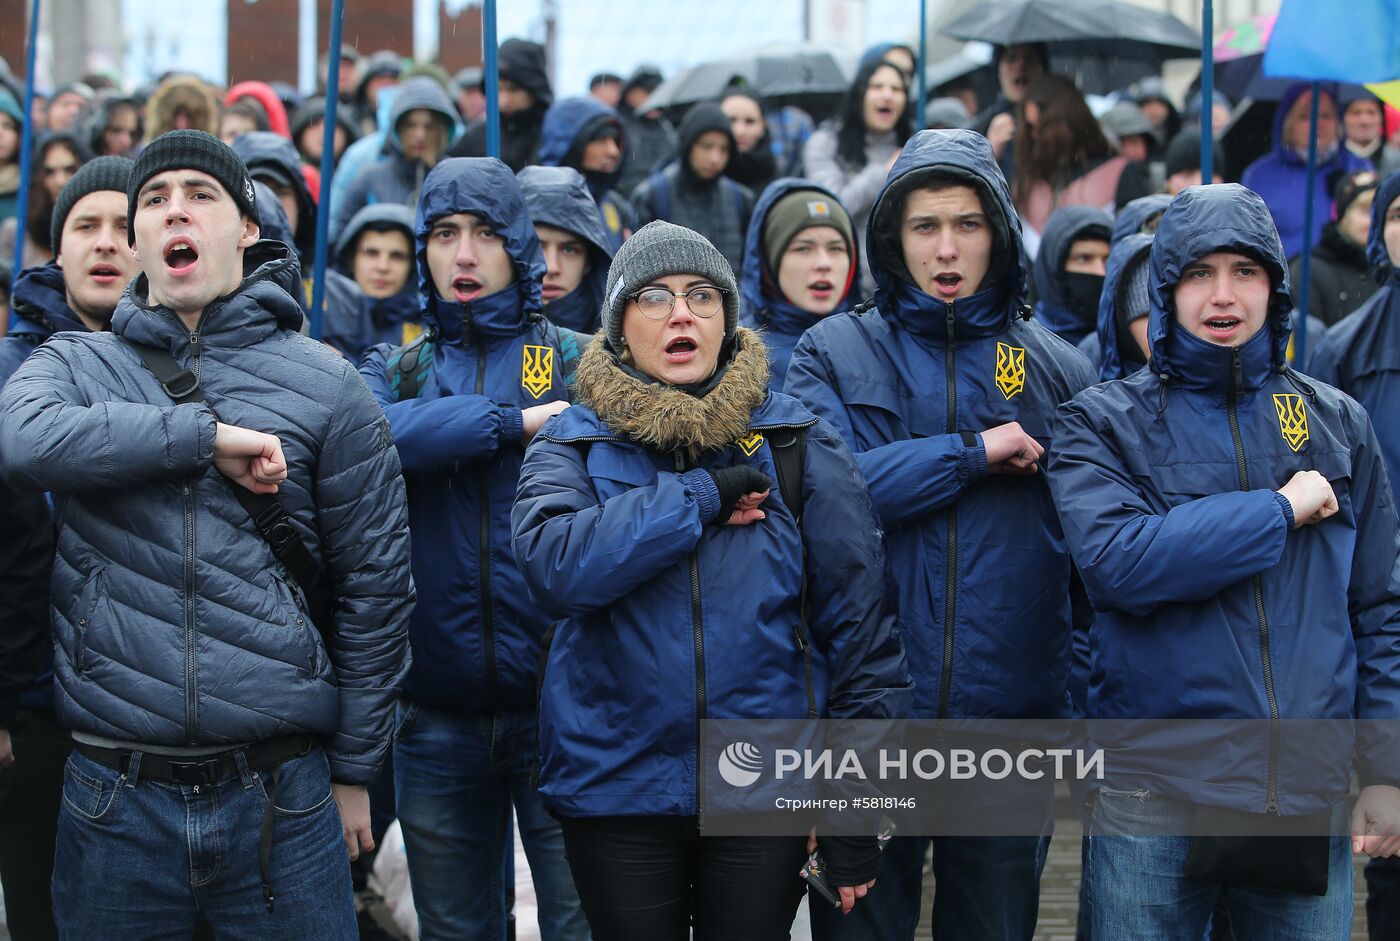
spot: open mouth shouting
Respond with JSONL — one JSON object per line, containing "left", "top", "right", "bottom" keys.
{"left": 931, "top": 271, "right": 965, "bottom": 299}
{"left": 807, "top": 279, "right": 835, "bottom": 302}
{"left": 89, "top": 263, "right": 124, "bottom": 287}
{"left": 163, "top": 237, "right": 199, "bottom": 278}
{"left": 664, "top": 335, "right": 699, "bottom": 364}
{"left": 451, "top": 273, "right": 484, "bottom": 303}
{"left": 1201, "top": 315, "right": 1245, "bottom": 342}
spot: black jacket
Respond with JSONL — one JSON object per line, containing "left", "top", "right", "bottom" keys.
{"left": 1289, "top": 221, "right": 1381, "bottom": 327}
{"left": 449, "top": 39, "right": 553, "bottom": 172}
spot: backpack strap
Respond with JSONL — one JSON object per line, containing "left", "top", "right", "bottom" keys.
{"left": 768, "top": 425, "right": 816, "bottom": 717}
{"left": 386, "top": 333, "right": 435, "bottom": 402}
{"left": 122, "top": 339, "right": 335, "bottom": 646}
{"left": 556, "top": 326, "right": 587, "bottom": 390}
{"left": 648, "top": 170, "right": 672, "bottom": 221}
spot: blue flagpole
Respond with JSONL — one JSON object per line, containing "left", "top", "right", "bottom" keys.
{"left": 9, "top": 0, "right": 41, "bottom": 332}
{"left": 307, "top": 0, "right": 345, "bottom": 341}
{"left": 1294, "top": 81, "right": 1321, "bottom": 368}
{"left": 1200, "top": 0, "right": 1214, "bottom": 183}
{"left": 918, "top": 0, "right": 927, "bottom": 128}
{"left": 484, "top": 0, "right": 499, "bottom": 158}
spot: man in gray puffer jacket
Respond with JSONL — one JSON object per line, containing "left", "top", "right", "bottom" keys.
{"left": 0, "top": 130, "right": 414, "bottom": 937}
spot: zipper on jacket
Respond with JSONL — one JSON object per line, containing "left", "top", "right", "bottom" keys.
{"left": 939, "top": 302, "right": 959, "bottom": 720}
{"left": 184, "top": 327, "right": 203, "bottom": 742}
{"left": 475, "top": 341, "right": 498, "bottom": 705}
{"left": 793, "top": 624, "right": 817, "bottom": 720}
{"left": 1228, "top": 349, "right": 1281, "bottom": 814}
{"left": 676, "top": 449, "right": 707, "bottom": 824}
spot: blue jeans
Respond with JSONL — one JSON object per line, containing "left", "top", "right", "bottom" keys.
{"left": 810, "top": 777, "right": 1054, "bottom": 940}
{"left": 1085, "top": 787, "right": 1353, "bottom": 940}
{"left": 52, "top": 745, "right": 356, "bottom": 939}
{"left": 393, "top": 702, "right": 589, "bottom": 941}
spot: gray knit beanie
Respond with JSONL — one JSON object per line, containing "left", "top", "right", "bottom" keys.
{"left": 602, "top": 220, "right": 739, "bottom": 352}
{"left": 1122, "top": 250, "right": 1153, "bottom": 323}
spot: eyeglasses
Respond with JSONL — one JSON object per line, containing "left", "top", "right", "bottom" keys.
{"left": 627, "top": 285, "right": 728, "bottom": 320}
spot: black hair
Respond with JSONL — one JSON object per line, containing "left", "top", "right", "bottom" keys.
{"left": 339, "top": 219, "right": 414, "bottom": 270}
{"left": 835, "top": 59, "right": 912, "bottom": 172}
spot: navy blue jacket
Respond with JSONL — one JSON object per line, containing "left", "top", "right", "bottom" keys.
{"left": 512, "top": 336, "right": 911, "bottom": 818}
{"left": 1031, "top": 205, "right": 1113, "bottom": 345}
{"left": 1092, "top": 233, "right": 1155, "bottom": 382}
{"left": 359, "top": 158, "right": 575, "bottom": 714}
{"left": 1311, "top": 169, "right": 1400, "bottom": 504}
{"left": 233, "top": 131, "right": 316, "bottom": 264}
{"left": 326, "top": 203, "right": 422, "bottom": 362}
{"left": 1110, "top": 193, "right": 1171, "bottom": 245}
{"left": 537, "top": 97, "right": 634, "bottom": 251}
{"left": 517, "top": 165, "right": 612, "bottom": 334}
{"left": 786, "top": 129, "right": 1097, "bottom": 719}
{"left": 739, "top": 178, "right": 861, "bottom": 394}
{"left": 0, "top": 242, "right": 414, "bottom": 784}
{"left": 1049, "top": 184, "right": 1400, "bottom": 813}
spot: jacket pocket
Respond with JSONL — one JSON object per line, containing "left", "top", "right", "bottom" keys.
{"left": 74, "top": 565, "right": 108, "bottom": 676}
{"left": 273, "top": 572, "right": 321, "bottom": 678}
{"left": 531, "top": 623, "right": 558, "bottom": 790}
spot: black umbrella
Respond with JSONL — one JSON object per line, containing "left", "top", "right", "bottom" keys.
{"left": 641, "top": 44, "right": 852, "bottom": 111}
{"left": 943, "top": 0, "right": 1200, "bottom": 61}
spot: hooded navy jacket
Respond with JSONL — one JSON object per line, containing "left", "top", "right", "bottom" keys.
{"left": 517, "top": 165, "right": 612, "bottom": 334}
{"left": 1049, "top": 184, "right": 1400, "bottom": 813}
{"left": 233, "top": 131, "right": 316, "bottom": 263}
{"left": 339, "top": 77, "right": 464, "bottom": 237}
{"left": 1085, "top": 233, "right": 1154, "bottom": 382}
{"left": 325, "top": 203, "right": 422, "bottom": 362}
{"left": 537, "top": 97, "right": 634, "bottom": 251}
{"left": 1312, "top": 169, "right": 1400, "bottom": 503}
{"left": 359, "top": 158, "right": 575, "bottom": 714}
{"left": 0, "top": 241, "right": 414, "bottom": 784}
{"left": 1031, "top": 205, "right": 1113, "bottom": 345}
{"left": 738, "top": 178, "right": 860, "bottom": 393}
{"left": 1110, "top": 193, "right": 1171, "bottom": 245}
{"left": 786, "top": 129, "right": 1097, "bottom": 720}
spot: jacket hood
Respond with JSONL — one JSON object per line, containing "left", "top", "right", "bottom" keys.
{"left": 146, "top": 76, "right": 219, "bottom": 139}
{"left": 518, "top": 164, "right": 613, "bottom": 332}
{"left": 334, "top": 202, "right": 416, "bottom": 273}
{"left": 9, "top": 261, "right": 86, "bottom": 338}
{"left": 414, "top": 157, "right": 545, "bottom": 342}
{"left": 388, "top": 77, "right": 465, "bottom": 152}
{"left": 740, "top": 177, "right": 861, "bottom": 337}
{"left": 867, "top": 128, "right": 1027, "bottom": 340}
{"left": 1369, "top": 168, "right": 1400, "bottom": 285}
{"left": 1096, "top": 233, "right": 1153, "bottom": 381}
{"left": 1270, "top": 82, "right": 1341, "bottom": 163}
{"left": 1148, "top": 184, "right": 1294, "bottom": 391}
{"left": 250, "top": 180, "right": 297, "bottom": 269}
{"left": 232, "top": 132, "right": 315, "bottom": 254}
{"left": 538, "top": 96, "right": 623, "bottom": 168}
{"left": 1032, "top": 205, "right": 1112, "bottom": 310}
{"left": 112, "top": 239, "right": 305, "bottom": 347}
{"left": 1111, "top": 193, "right": 1172, "bottom": 244}
{"left": 226, "top": 81, "right": 291, "bottom": 139}
{"left": 572, "top": 327, "right": 771, "bottom": 460}
{"left": 289, "top": 97, "right": 360, "bottom": 147}
{"left": 499, "top": 39, "right": 553, "bottom": 109}
{"left": 677, "top": 103, "right": 736, "bottom": 185}
{"left": 356, "top": 50, "right": 404, "bottom": 102}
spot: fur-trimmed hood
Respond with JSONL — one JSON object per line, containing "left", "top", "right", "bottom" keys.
{"left": 572, "top": 327, "right": 771, "bottom": 459}
{"left": 146, "top": 76, "right": 220, "bottom": 141}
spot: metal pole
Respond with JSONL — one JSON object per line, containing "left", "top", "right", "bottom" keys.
{"left": 484, "top": 0, "right": 500, "bottom": 158}
{"left": 1200, "top": 0, "right": 1213, "bottom": 183}
{"left": 1294, "top": 81, "right": 1321, "bottom": 368}
{"left": 917, "top": 0, "right": 927, "bottom": 129}
{"left": 10, "top": 0, "right": 41, "bottom": 307}
{"left": 307, "top": 0, "right": 345, "bottom": 341}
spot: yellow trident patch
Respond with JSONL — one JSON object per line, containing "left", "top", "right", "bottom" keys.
{"left": 995, "top": 342, "right": 1026, "bottom": 400}
{"left": 736, "top": 432, "right": 765, "bottom": 457}
{"left": 1273, "top": 394, "right": 1309, "bottom": 452}
{"left": 521, "top": 345, "right": 554, "bottom": 400}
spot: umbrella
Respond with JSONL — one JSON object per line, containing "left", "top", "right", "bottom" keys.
{"left": 1209, "top": 13, "right": 1299, "bottom": 101}
{"left": 641, "top": 43, "right": 851, "bottom": 111}
{"left": 942, "top": 0, "right": 1200, "bottom": 61}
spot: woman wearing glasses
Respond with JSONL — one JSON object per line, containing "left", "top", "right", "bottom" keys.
{"left": 512, "top": 221, "right": 912, "bottom": 940}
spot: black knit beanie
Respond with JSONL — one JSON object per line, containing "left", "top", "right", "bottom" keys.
{"left": 52, "top": 156, "right": 134, "bottom": 254}
{"left": 126, "top": 130, "right": 260, "bottom": 245}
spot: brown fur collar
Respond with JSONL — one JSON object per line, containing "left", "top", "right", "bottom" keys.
{"left": 146, "top": 77, "right": 220, "bottom": 142}
{"left": 574, "top": 327, "right": 771, "bottom": 460}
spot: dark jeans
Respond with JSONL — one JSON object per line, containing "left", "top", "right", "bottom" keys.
{"left": 0, "top": 707, "right": 70, "bottom": 941}
{"left": 1366, "top": 856, "right": 1400, "bottom": 941}
{"left": 559, "top": 815, "right": 808, "bottom": 941}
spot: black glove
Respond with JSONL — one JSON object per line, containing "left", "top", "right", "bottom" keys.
{"left": 707, "top": 465, "right": 772, "bottom": 522}
{"left": 817, "top": 833, "right": 883, "bottom": 886}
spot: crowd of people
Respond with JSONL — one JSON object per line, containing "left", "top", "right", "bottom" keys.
{"left": 0, "top": 31, "right": 1398, "bottom": 941}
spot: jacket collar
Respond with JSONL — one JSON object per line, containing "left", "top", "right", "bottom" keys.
{"left": 9, "top": 261, "right": 87, "bottom": 337}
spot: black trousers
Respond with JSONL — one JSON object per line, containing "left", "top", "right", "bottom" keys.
{"left": 1367, "top": 856, "right": 1400, "bottom": 941}
{"left": 560, "top": 814, "right": 809, "bottom": 941}
{"left": 0, "top": 707, "right": 70, "bottom": 941}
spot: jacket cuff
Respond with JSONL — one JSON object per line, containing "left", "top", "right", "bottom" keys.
{"left": 191, "top": 404, "right": 218, "bottom": 469}
{"left": 499, "top": 406, "right": 524, "bottom": 442}
{"left": 958, "top": 432, "right": 988, "bottom": 480}
{"left": 681, "top": 468, "right": 721, "bottom": 524}
{"left": 1272, "top": 491, "right": 1296, "bottom": 530}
